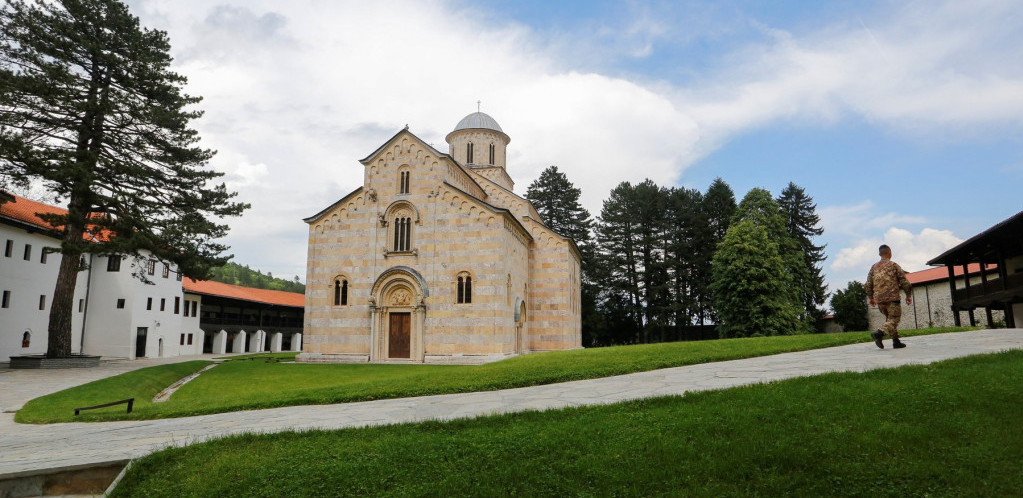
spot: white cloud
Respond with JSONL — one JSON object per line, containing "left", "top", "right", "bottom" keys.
{"left": 118, "top": 0, "right": 1022, "bottom": 280}
{"left": 819, "top": 201, "right": 927, "bottom": 237}
{"left": 675, "top": 0, "right": 1023, "bottom": 152}
{"left": 831, "top": 227, "right": 962, "bottom": 274}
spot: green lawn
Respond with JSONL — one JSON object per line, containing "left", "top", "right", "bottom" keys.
{"left": 110, "top": 350, "right": 1023, "bottom": 497}
{"left": 16, "top": 327, "right": 974, "bottom": 423}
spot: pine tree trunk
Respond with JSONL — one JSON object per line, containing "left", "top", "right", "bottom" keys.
{"left": 46, "top": 251, "right": 80, "bottom": 358}
{"left": 46, "top": 194, "right": 87, "bottom": 358}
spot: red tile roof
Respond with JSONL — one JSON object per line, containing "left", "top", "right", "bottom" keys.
{"left": 906, "top": 263, "right": 995, "bottom": 285}
{"left": 0, "top": 192, "right": 114, "bottom": 242}
{"left": 183, "top": 278, "right": 305, "bottom": 308}
{"left": 3, "top": 192, "right": 303, "bottom": 308}
{"left": 0, "top": 193, "right": 65, "bottom": 232}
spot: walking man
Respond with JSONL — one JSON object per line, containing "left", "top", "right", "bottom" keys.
{"left": 864, "top": 244, "right": 912, "bottom": 349}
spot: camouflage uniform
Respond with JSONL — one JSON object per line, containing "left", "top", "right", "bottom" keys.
{"left": 864, "top": 259, "right": 912, "bottom": 338}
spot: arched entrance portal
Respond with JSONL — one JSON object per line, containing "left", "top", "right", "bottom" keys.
{"left": 370, "top": 267, "right": 428, "bottom": 362}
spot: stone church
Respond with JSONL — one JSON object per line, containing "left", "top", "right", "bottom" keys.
{"left": 298, "top": 112, "right": 582, "bottom": 363}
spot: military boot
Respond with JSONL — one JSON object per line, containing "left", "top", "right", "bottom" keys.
{"left": 892, "top": 337, "right": 907, "bottom": 349}
{"left": 871, "top": 330, "right": 884, "bottom": 349}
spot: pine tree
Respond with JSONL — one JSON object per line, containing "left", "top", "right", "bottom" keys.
{"left": 594, "top": 182, "right": 644, "bottom": 341}
{"left": 777, "top": 182, "right": 828, "bottom": 330}
{"left": 697, "top": 178, "right": 736, "bottom": 323}
{"left": 525, "top": 165, "right": 593, "bottom": 244}
{"left": 0, "top": 0, "right": 247, "bottom": 357}
{"left": 831, "top": 281, "right": 869, "bottom": 332}
{"left": 662, "top": 186, "right": 705, "bottom": 336}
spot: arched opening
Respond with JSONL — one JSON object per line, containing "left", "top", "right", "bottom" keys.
{"left": 371, "top": 267, "right": 429, "bottom": 362}
{"left": 334, "top": 278, "right": 349, "bottom": 306}
{"left": 21, "top": 331, "right": 30, "bottom": 348}
{"left": 457, "top": 272, "right": 473, "bottom": 304}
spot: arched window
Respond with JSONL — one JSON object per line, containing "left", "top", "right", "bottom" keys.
{"left": 22, "top": 331, "right": 30, "bottom": 348}
{"left": 399, "top": 170, "right": 410, "bottom": 194}
{"left": 457, "top": 273, "right": 472, "bottom": 304}
{"left": 393, "top": 217, "right": 411, "bottom": 251}
{"left": 489, "top": 143, "right": 495, "bottom": 164}
{"left": 334, "top": 278, "right": 349, "bottom": 306}
{"left": 467, "top": 142, "right": 474, "bottom": 164}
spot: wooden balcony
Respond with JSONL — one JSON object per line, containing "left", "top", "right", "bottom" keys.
{"left": 951, "top": 272, "right": 1023, "bottom": 310}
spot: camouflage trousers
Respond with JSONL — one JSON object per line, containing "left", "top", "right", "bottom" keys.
{"left": 877, "top": 301, "right": 902, "bottom": 338}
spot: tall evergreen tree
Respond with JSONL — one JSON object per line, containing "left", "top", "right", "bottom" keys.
{"left": 697, "top": 178, "right": 736, "bottom": 323}
{"left": 525, "top": 165, "right": 593, "bottom": 244}
{"left": 777, "top": 182, "right": 828, "bottom": 330}
{"left": 0, "top": 0, "right": 247, "bottom": 357}
{"left": 662, "top": 186, "right": 705, "bottom": 335}
{"left": 594, "top": 181, "right": 644, "bottom": 341}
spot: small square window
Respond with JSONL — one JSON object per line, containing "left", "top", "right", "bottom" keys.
{"left": 24, "top": 244, "right": 32, "bottom": 261}
{"left": 176, "top": 271, "right": 182, "bottom": 281}
{"left": 4, "top": 240, "right": 12, "bottom": 257}
{"left": 191, "top": 301, "right": 198, "bottom": 317}
{"left": 107, "top": 256, "right": 121, "bottom": 272}
{"left": 117, "top": 298, "right": 126, "bottom": 309}
{"left": 174, "top": 297, "right": 180, "bottom": 314}
{"left": 180, "top": 334, "right": 185, "bottom": 345}
{"left": 160, "top": 298, "right": 166, "bottom": 311}
{"left": 146, "top": 297, "right": 152, "bottom": 310}
{"left": 187, "top": 333, "right": 193, "bottom": 345}
{"left": 147, "top": 260, "right": 156, "bottom": 276}
{"left": 162, "top": 263, "right": 169, "bottom": 278}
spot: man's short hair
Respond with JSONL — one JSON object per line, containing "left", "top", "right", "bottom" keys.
{"left": 879, "top": 244, "right": 891, "bottom": 255}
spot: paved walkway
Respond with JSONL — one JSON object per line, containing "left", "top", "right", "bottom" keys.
{"left": 1, "top": 329, "right": 1021, "bottom": 478}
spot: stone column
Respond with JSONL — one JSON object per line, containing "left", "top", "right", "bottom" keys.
{"left": 233, "top": 330, "right": 247, "bottom": 353}
{"left": 212, "top": 330, "right": 227, "bottom": 354}
{"left": 270, "top": 332, "right": 283, "bottom": 352}
{"left": 291, "top": 333, "right": 302, "bottom": 352}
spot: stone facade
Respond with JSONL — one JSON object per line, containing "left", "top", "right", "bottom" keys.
{"left": 300, "top": 113, "right": 582, "bottom": 364}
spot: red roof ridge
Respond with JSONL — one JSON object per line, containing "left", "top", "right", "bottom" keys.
{"left": 183, "top": 278, "right": 304, "bottom": 307}
{"left": 907, "top": 263, "right": 996, "bottom": 285}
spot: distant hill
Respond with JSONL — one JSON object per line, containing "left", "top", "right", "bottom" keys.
{"left": 208, "top": 262, "right": 305, "bottom": 294}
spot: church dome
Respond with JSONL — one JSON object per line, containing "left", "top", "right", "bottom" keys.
{"left": 453, "top": 112, "right": 504, "bottom": 133}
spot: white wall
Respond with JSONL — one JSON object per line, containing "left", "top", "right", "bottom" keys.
{"left": 1, "top": 224, "right": 89, "bottom": 361}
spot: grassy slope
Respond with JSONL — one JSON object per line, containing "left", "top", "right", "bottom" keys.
{"left": 16, "top": 327, "right": 973, "bottom": 423}
{"left": 111, "top": 350, "right": 1023, "bottom": 497}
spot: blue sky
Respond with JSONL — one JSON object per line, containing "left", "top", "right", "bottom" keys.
{"left": 117, "top": 0, "right": 1023, "bottom": 304}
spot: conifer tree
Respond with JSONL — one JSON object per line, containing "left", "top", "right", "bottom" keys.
{"left": 777, "top": 182, "right": 828, "bottom": 330}
{"left": 594, "top": 181, "right": 644, "bottom": 341}
{"left": 697, "top": 178, "right": 736, "bottom": 323}
{"left": 0, "top": 0, "right": 247, "bottom": 357}
{"left": 525, "top": 165, "right": 593, "bottom": 244}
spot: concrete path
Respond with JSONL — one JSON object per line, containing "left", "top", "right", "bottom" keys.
{"left": 1, "top": 329, "right": 1021, "bottom": 478}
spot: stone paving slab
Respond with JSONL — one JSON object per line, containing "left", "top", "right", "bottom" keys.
{"left": 1, "top": 329, "right": 1021, "bottom": 478}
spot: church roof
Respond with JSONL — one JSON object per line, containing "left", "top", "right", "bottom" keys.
{"left": 453, "top": 112, "right": 504, "bottom": 133}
